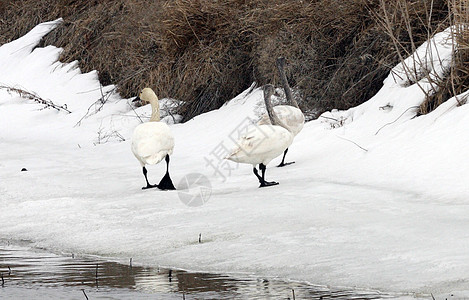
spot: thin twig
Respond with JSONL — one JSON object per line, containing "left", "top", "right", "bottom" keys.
{"left": 319, "top": 115, "right": 339, "bottom": 122}
{"left": 75, "top": 87, "right": 117, "bottom": 127}
{"left": 82, "top": 289, "right": 89, "bottom": 300}
{"left": 375, "top": 106, "right": 419, "bottom": 135}
{"left": 163, "top": 101, "right": 179, "bottom": 124}
{"left": 99, "top": 82, "right": 106, "bottom": 104}
{"left": 96, "top": 263, "right": 99, "bottom": 288}
{"left": 127, "top": 102, "right": 144, "bottom": 123}
{"left": 335, "top": 135, "right": 368, "bottom": 152}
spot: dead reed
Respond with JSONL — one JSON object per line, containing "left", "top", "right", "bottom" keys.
{"left": 375, "top": 0, "right": 468, "bottom": 114}
{"left": 0, "top": 0, "right": 457, "bottom": 120}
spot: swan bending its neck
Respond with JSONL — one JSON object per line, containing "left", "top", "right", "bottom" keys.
{"left": 225, "top": 85, "right": 294, "bottom": 188}
{"left": 276, "top": 57, "right": 299, "bottom": 109}
{"left": 258, "top": 81, "right": 304, "bottom": 168}
{"left": 263, "top": 84, "right": 289, "bottom": 131}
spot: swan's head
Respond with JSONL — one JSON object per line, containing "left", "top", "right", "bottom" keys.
{"left": 133, "top": 88, "right": 159, "bottom": 105}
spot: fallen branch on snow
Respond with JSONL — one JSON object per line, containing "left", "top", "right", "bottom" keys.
{"left": 0, "top": 85, "right": 71, "bottom": 113}
{"left": 335, "top": 135, "right": 369, "bottom": 152}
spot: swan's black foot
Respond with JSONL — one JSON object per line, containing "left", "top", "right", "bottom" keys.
{"left": 259, "top": 181, "right": 279, "bottom": 188}
{"left": 142, "top": 184, "right": 158, "bottom": 190}
{"left": 157, "top": 172, "right": 176, "bottom": 190}
{"left": 277, "top": 161, "right": 295, "bottom": 167}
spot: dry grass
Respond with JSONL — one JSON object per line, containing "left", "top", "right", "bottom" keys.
{"left": 419, "top": 0, "right": 469, "bottom": 112}
{"left": 0, "top": 0, "right": 457, "bottom": 120}
{"left": 450, "top": 0, "right": 469, "bottom": 105}
{"left": 375, "top": 0, "right": 469, "bottom": 114}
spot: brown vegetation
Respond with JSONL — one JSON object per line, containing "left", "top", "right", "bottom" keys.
{"left": 375, "top": 0, "right": 469, "bottom": 114}
{"left": 448, "top": 0, "right": 469, "bottom": 107}
{"left": 0, "top": 0, "right": 466, "bottom": 120}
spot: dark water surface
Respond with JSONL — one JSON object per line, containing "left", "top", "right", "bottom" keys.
{"left": 0, "top": 243, "right": 412, "bottom": 299}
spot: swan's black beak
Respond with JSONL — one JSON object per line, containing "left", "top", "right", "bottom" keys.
{"left": 132, "top": 96, "right": 141, "bottom": 102}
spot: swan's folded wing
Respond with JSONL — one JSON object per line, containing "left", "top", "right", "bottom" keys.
{"left": 225, "top": 125, "right": 291, "bottom": 164}
{"left": 131, "top": 122, "right": 174, "bottom": 165}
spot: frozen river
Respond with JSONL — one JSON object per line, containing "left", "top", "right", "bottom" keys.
{"left": 0, "top": 243, "right": 408, "bottom": 299}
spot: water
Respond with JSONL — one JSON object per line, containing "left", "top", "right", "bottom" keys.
{"left": 0, "top": 243, "right": 412, "bottom": 299}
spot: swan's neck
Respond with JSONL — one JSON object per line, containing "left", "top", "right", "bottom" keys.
{"left": 276, "top": 57, "right": 299, "bottom": 109}
{"left": 289, "top": 95, "right": 299, "bottom": 109}
{"left": 149, "top": 100, "right": 161, "bottom": 122}
{"left": 264, "top": 85, "right": 289, "bottom": 131}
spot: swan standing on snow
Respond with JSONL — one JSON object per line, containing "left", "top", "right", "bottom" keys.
{"left": 226, "top": 84, "right": 293, "bottom": 187}
{"left": 131, "top": 88, "right": 176, "bottom": 190}
{"left": 257, "top": 57, "right": 305, "bottom": 167}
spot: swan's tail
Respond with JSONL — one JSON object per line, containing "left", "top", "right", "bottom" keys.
{"left": 225, "top": 147, "right": 244, "bottom": 162}
{"left": 143, "top": 153, "right": 165, "bottom": 165}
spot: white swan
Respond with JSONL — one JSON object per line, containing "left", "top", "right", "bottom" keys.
{"left": 226, "top": 85, "right": 293, "bottom": 187}
{"left": 131, "top": 88, "right": 176, "bottom": 190}
{"left": 257, "top": 58, "right": 305, "bottom": 167}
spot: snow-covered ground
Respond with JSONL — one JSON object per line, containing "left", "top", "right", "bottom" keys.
{"left": 1, "top": 20, "right": 469, "bottom": 299}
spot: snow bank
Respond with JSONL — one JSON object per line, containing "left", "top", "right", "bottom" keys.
{"left": 1, "top": 21, "right": 469, "bottom": 298}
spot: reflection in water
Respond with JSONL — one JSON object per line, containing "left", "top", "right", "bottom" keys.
{"left": 0, "top": 244, "right": 409, "bottom": 299}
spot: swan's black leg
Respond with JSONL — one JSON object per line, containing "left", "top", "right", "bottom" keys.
{"left": 157, "top": 155, "right": 176, "bottom": 190}
{"left": 142, "top": 166, "right": 157, "bottom": 189}
{"left": 258, "top": 163, "right": 279, "bottom": 188}
{"left": 277, "top": 148, "right": 295, "bottom": 167}
{"left": 253, "top": 166, "right": 263, "bottom": 185}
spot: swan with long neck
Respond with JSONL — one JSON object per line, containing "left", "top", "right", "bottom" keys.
{"left": 131, "top": 88, "right": 176, "bottom": 190}
{"left": 257, "top": 57, "right": 305, "bottom": 167}
{"left": 226, "top": 84, "right": 293, "bottom": 187}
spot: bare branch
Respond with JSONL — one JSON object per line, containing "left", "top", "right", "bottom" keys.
{"left": 0, "top": 85, "right": 71, "bottom": 113}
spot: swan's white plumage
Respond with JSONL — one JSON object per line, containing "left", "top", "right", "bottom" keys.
{"left": 131, "top": 88, "right": 174, "bottom": 167}
{"left": 226, "top": 124, "right": 293, "bottom": 166}
{"left": 257, "top": 105, "right": 305, "bottom": 136}
{"left": 131, "top": 122, "right": 174, "bottom": 166}
{"left": 226, "top": 84, "right": 294, "bottom": 186}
